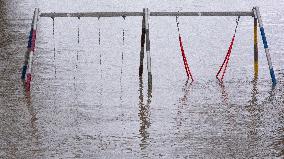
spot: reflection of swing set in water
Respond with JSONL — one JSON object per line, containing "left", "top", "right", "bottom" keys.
{"left": 21, "top": 7, "right": 277, "bottom": 91}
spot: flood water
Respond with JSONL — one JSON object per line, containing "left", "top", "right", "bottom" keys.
{"left": 0, "top": 0, "right": 284, "bottom": 158}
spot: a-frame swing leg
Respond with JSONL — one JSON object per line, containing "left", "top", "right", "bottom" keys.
{"left": 139, "top": 9, "right": 146, "bottom": 77}
{"left": 253, "top": 8, "right": 258, "bottom": 78}
{"left": 139, "top": 8, "right": 152, "bottom": 89}
{"left": 144, "top": 8, "right": 152, "bottom": 89}
{"left": 21, "top": 8, "right": 39, "bottom": 90}
{"left": 254, "top": 6, "right": 277, "bottom": 85}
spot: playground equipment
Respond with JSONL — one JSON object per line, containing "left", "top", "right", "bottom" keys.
{"left": 21, "top": 7, "right": 277, "bottom": 90}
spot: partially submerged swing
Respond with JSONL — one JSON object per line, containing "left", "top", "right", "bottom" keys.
{"left": 216, "top": 16, "right": 240, "bottom": 81}
{"left": 174, "top": 15, "right": 240, "bottom": 83}
{"left": 176, "top": 15, "right": 194, "bottom": 82}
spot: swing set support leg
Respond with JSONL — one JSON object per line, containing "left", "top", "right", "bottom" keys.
{"left": 139, "top": 8, "right": 152, "bottom": 89}
{"left": 139, "top": 9, "right": 146, "bottom": 77}
{"left": 253, "top": 8, "right": 258, "bottom": 78}
{"left": 21, "top": 8, "right": 40, "bottom": 90}
{"left": 145, "top": 8, "right": 152, "bottom": 89}
{"left": 254, "top": 6, "right": 276, "bottom": 85}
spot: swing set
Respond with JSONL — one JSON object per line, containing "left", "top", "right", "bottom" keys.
{"left": 21, "top": 7, "right": 277, "bottom": 90}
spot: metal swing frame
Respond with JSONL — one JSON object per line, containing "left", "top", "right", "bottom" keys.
{"left": 21, "top": 7, "right": 276, "bottom": 90}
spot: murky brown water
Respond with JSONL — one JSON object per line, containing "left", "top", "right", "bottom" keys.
{"left": 0, "top": 0, "right": 284, "bottom": 158}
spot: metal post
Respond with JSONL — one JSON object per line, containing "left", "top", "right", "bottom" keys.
{"left": 22, "top": 8, "right": 38, "bottom": 80}
{"left": 21, "top": 50, "right": 30, "bottom": 80}
{"left": 145, "top": 8, "right": 152, "bottom": 87}
{"left": 26, "top": 8, "right": 39, "bottom": 89}
{"left": 253, "top": 8, "right": 258, "bottom": 77}
{"left": 255, "top": 7, "right": 276, "bottom": 85}
{"left": 139, "top": 9, "right": 146, "bottom": 77}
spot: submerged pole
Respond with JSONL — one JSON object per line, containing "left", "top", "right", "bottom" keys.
{"left": 25, "top": 8, "right": 39, "bottom": 89}
{"left": 254, "top": 7, "right": 276, "bottom": 85}
{"left": 139, "top": 9, "right": 146, "bottom": 77}
{"left": 145, "top": 8, "right": 152, "bottom": 88}
{"left": 253, "top": 8, "right": 258, "bottom": 77}
{"left": 22, "top": 8, "right": 38, "bottom": 80}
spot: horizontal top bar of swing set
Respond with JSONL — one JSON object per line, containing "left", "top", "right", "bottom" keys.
{"left": 40, "top": 11, "right": 254, "bottom": 18}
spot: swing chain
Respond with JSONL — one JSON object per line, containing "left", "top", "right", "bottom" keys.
{"left": 175, "top": 12, "right": 194, "bottom": 81}
{"left": 176, "top": 12, "right": 180, "bottom": 32}
{"left": 234, "top": 16, "right": 240, "bottom": 33}
{"left": 236, "top": 16, "right": 240, "bottom": 24}
{"left": 216, "top": 16, "right": 241, "bottom": 81}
